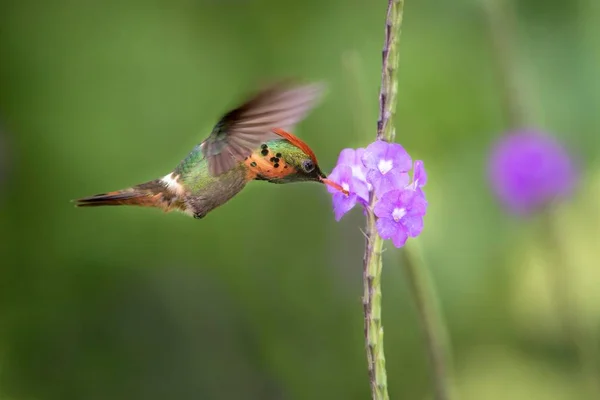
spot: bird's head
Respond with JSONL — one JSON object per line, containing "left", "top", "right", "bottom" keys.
{"left": 244, "top": 128, "right": 347, "bottom": 194}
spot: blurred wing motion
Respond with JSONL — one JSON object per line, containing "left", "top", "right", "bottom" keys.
{"left": 202, "top": 81, "right": 325, "bottom": 176}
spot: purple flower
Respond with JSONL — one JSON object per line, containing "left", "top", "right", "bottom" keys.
{"left": 374, "top": 188, "right": 428, "bottom": 248}
{"left": 337, "top": 148, "right": 371, "bottom": 191}
{"left": 326, "top": 142, "right": 430, "bottom": 242}
{"left": 409, "top": 160, "right": 427, "bottom": 196}
{"left": 413, "top": 160, "right": 427, "bottom": 187}
{"left": 488, "top": 130, "right": 578, "bottom": 215}
{"left": 326, "top": 164, "right": 369, "bottom": 221}
{"left": 362, "top": 140, "right": 412, "bottom": 197}
{"left": 325, "top": 148, "right": 372, "bottom": 221}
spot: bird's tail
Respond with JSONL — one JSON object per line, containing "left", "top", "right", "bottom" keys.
{"left": 74, "top": 177, "right": 184, "bottom": 212}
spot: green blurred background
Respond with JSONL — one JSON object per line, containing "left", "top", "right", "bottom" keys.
{"left": 1, "top": 0, "right": 599, "bottom": 399}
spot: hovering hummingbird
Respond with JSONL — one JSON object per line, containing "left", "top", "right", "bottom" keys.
{"left": 75, "top": 81, "right": 346, "bottom": 219}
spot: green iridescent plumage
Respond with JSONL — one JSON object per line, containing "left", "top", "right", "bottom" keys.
{"left": 201, "top": 81, "right": 324, "bottom": 176}
{"left": 74, "top": 81, "right": 344, "bottom": 220}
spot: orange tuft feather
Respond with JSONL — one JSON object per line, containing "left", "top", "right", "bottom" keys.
{"left": 271, "top": 128, "right": 318, "bottom": 165}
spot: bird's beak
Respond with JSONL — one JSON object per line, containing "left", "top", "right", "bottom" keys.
{"left": 322, "top": 178, "right": 348, "bottom": 195}
{"left": 316, "top": 168, "right": 348, "bottom": 195}
{"left": 319, "top": 172, "right": 349, "bottom": 195}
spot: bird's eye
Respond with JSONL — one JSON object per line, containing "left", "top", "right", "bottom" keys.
{"left": 302, "top": 159, "right": 315, "bottom": 173}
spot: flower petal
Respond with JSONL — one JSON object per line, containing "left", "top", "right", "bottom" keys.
{"left": 376, "top": 217, "right": 398, "bottom": 240}
{"left": 363, "top": 141, "right": 413, "bottom": 174}
{"left": 351, "top": 164, "right": 369, "bottom": 184}
{"left": 408, "top": 192, "right": 428, "bottom": 216}
{"left": 397, "top": 187, "right": 417, "bottom": 207}
{"left": 413, "top": 160, "right": 427, "bottom": 187}
{"left": 384, "top": 143, "right": 412, "bottom": 172}
{"left": 353, "top": 178, "right": 370, "bottom": 204}
{"left": 326, "top": 165, "right": 353, "bottom": 195}
{"left": 337, "top": 148, "right": 358, "bottom": 166}
{"left": 368, "top": 168, "right": 410, "bottom": 198}
{"left": 362, "top": 141, "right": 389, "bottom": 170}
{"left": 354, "top": 148, "right": 366, "bottom": 162}
{"left": 373, "top": 190, "right": 399, "bottom": 218}
{"left": 366, "top": 169, "right": 382, "bottom": 192}
{"left": 383, "top": 170, "right": 410, "bottom": 197}
{"left": 332, "top": 192, "right": 357, "bottom": 221}
{"left": 401, "top": 215, "right": 424, "bottom": 237}
{"left": 391, "top": 228, "right": 409, "bottom": 248}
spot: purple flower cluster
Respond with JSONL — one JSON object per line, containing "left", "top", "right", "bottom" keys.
{"left": 326, "top": 140, "right": 428, "bottom": 248}
{"left": 488, "top": 129, "right": 578, "bottom": 215}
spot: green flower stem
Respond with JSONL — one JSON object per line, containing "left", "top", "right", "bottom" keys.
{"left": 400, "top": 244, "right": 454, "bottom": 400}
{"left": 363, "top": 209, "right": 389, "bottom": 400}
{"left": 377, "top": 0, "right": 404, "bottom": 141}
{"left": 361, "top": 1, "right": 405, "bottom": 398}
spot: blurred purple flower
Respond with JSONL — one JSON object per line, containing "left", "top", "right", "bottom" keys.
{"left": 362, "top": 141, "right": 411, "bottom": 197}
{"left": 488, "top": 130, "right": 578, "bottom": 215}
{"left": 374, "top": 188, "right": 428, "bottom": 248}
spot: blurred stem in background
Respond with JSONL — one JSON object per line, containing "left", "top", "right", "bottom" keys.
{"left": 482, "top": 0, "right": 600, "bottom": 397}
{"left": 482, "top": 0, "right": 535, "bottom": 128}
{"left": 362, "top": 1, "right": 454, "bottom": 399}
{"left": 400, "top": 244, "right": 454, "bottom": 400}
{"left": 539, "top": 209, "right": 600, "bottom": 398}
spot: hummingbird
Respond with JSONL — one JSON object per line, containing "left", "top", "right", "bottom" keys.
{"left": 75, "top": 81, "right": 346, "bottom": 219}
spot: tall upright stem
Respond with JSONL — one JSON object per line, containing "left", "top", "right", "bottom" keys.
{"left": 362, "top": 1, "right": 404, "bottom": 398}
{"left": 400, "top": 245, "right": 454, "bottom": 400}
{"left": 363, "top": 210, "right": 388, "bottom": 400}
{"left": 377, "top": 0, "right": 404, "bottom": 142}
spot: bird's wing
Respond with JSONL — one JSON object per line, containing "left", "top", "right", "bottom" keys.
{"left": 202, "top": 80, "right": 325, "bottom": 176}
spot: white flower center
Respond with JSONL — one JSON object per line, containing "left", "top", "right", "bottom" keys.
{"left": 351, "top": 165, "right": 366, "bottom": 181}
{"left": 341, "top": 182, "right": 350, "bottom": 193}
{"left": 351, "top": 165, "right": 372, "bottom": 190}
{"left": 378, "top": 159, "right": 393, "bottom": 175}
{"left": 392, "top": 207, "right": 406, "bottom": 222}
